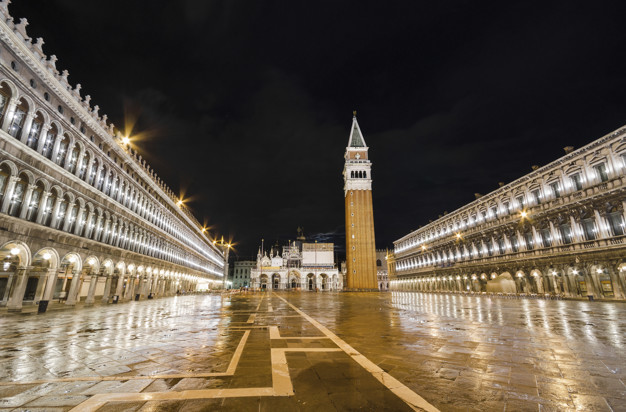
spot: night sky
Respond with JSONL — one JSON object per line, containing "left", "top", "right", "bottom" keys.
{"left": 11, "top": 1, "right": 626, "bottom": 259}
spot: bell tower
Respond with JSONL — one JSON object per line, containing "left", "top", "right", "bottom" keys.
{"left": 343, "top": 111, "right": 378, "bottom": 291}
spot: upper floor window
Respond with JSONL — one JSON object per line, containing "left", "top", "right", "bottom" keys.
{"left": 581, "top": 218, "right": 597, "bottom": 240}
{"left": 594, "top": 163, "right": 608, "bottom": 182}
{"left": 516, "top": 196, "right": 524, "bottom": 209}
{"left": 550, "top": 182, "right": 560, "bottom": 198}
{"left": 532, "top": 189, "right": 541, "bottom": 205}
{"left": 607, "top": 211, "right": 625, "bottom": 236}
{"left": 570, "top": 173, "right": 583, "bottom": 191}
{"left": 490, "top": 207, "right": 498, "bottom": 219}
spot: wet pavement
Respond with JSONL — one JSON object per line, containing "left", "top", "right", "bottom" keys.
{"left": 0, "top": 292, "right": 624, "bottom": 411}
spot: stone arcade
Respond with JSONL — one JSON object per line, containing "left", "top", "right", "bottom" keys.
{"left": 0, "top": 3, "right": 225, "bottom": 311}
{"left": 389, "top": 127, "right": 626, "bottom": 299}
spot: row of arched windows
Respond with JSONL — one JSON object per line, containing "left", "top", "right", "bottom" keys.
{"left": 395, "top": 207, "right": 626, "bottom": 272}
{"left": 350, "top": 170, "right": 367, "bottom": 179}
{"left": 0, "top": 160, "right": 220, "bottom": 276}
{"left": 0, "top": 78, "right": 221, "bottom": 266}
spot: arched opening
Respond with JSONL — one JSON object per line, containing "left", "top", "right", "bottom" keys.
{"left": 55, "top": 134, "right": 70, "bottom": 167}
{"left": 0, "top": 163, "right": 11, "bottom": 206}
{"left": 6, "top": 172, "right": 27, "bottom": 217}
{"left": 307, "top": 273, "right": 315, "bottom": 291}
{"left": 57, "top": 253, "right": 82, "bottom": 300}
{"left": 272, "top": 273, "right": 280, "bottom": 290}
{"left": 26, "top": 180, "right": 44, "bottom": 222}
{"left": 8, "top": 97, "right": 29, "bottom": 139}
{"left": 65, "top": 144, "right": 79, "bottom": 174}
{"left": 54, "top": 194, "right": 70, "bottom": 230}
{"left": 320, "top": 273, "right": 328, "bottom": 290}
{"left": 259, "top": 274, "right": 268, "bottom": 290}
{"left": 42, "top": 123, "right": 58, "bottom": 159}
{"left": 78, "top": 152, "right": 90, "bottom": 180}
{"left": 0, "top": 82, "right": 13, "bottom": 126}
{"left": 26, "top": 248, "right": 57, "bottom": 302}
{"left": 0, "top": 242, "right": 28, "bottom": 303}
{"left": 26, "top": 111, "right": 44, "bottom": 149}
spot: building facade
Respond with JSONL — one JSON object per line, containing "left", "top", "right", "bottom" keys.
{"left": 344, "top": 112, "right": 378, "bottom": 290}
{"left": 251, "top": 240, "right": 341, "bottom": 291}
{"left": 0, "top": 3, "right": 225, "bottom": 311}
{"left": 389, "top": 126, "right": 626, "bottom": 300}
{"left": 229, "top": 260, "right": 255, "bottom": 289}
{"left": 376, "top": 249, "right": 389, "bottom": 291}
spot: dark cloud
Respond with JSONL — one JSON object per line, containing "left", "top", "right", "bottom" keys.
{"left": 11, "top": 0, "right": 626, "bottom": 258}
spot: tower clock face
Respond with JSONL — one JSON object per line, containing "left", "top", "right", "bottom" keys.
{"left": 355, "top": 153, "right": 361, "bottom": 159}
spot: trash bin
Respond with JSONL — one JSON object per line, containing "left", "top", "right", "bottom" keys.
{"left": 148, "top": 293, "right": 154, "bottom": 299}
{"left": 588, "top": 295, "right": 594, "bottom": 301}
{"left": 135, "top": 294, "right": 140, "bottom": 301}
{"left": 112, "top": 295, "right": 119, "bottom": 304}
{"left": 38, "top": 300, "right": 49, "bottom": 314}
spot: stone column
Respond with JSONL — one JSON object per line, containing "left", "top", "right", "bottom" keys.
{"left": 73, "top": 207, "right": 86, "bottom": 236}
{"left": 18, "top": 184, "right": 36, "bottom": 220}
{"left": 65, "top": 269, "right": 84, "bottom": 306}
{"left": 35, "top": 124, "right": 51, "bottom": 153}
{"left": 114, "top": 272, "right": 126, "bottom": 300}
{"left": 607, "top": 266, "right": 625, "bottom": 299}
{"left": 92, "top": 214, "right": 103, "bottom": 240}
{"left": 124, "top": 275, "right": 135, "bottom": 300}
{"left": 0, "top": 97, "right": 17, "bottom": 131}
{"left": 7, "top": 267, "right": 29, "bottom": 311}
{"left": 41, "top": 268, "right": 59, "bottom": 302}
{"left": 61, "top": 203, "right": 75, "bottom": 232}
{"left": 19, "top": 112, "right": 35, "bottom": 145}
{"left": 570, "top": 216, "right": 583, "bottom": 243}
{"left": 35, "top": 191, "right": 51, "bottom": 224}
{"left": 0, "top": 176, "right": 19, "bottom": 214}
{"left": 594, "top": 210, "right": 611, "bottom": 239}
{"left": 50, "top": 136, "right": 63, "bottom": 164}
{"left": 101, "top": 274, "right": 113, "bottom": 302}
{"left": 85, "top": 274, "right": 99, "bottom": 305}
{"left": 74, "top": 149, "right": 85, "bottom": 178}
{"left": 48, "top": 196, "right": 64, "bottom": 229}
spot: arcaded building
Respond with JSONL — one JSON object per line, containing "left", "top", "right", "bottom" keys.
{"left": 0, "top": 6, "right": 225, "bottom": 311}
{"left": 251, "top": 240, "right": 341, "bottom": 291}
{"left": 389, "top": 126, "right": 626, "bottom": 300}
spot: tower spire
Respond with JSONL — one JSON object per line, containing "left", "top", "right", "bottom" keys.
{"left": 343, "top": 113, "right": 377, "bottom": 291}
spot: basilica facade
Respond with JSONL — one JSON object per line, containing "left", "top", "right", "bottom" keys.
{"left": 250, "top": 239, "right": 341, "bottom": 291}
{"left": 0, "top": 3, "right": 225, "bottom": 311}
{"left": 389, "top": 126, "right": 626, "bottom": 300}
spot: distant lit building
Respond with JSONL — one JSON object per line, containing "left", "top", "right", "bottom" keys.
{"left": 376, "top": 249, "right": 389, "bottom": 291}
{"left": 390, "top": 127, "right": 626, "bottom": 300}
{"left": 230, "top": 260, "right": 255, "bottom": 288}
{"left": 251, "top": 234, "right": 341, "bottom": 291}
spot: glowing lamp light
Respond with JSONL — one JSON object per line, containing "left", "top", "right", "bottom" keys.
{"left": 68, "top": 256, "right": 77, "bottom": 263}
{"left": 572, "top": 269, "right": 578, "bottom": 275}
{"left": 122, "top": 136, "right": 130, "bottom": 145}
{"left": 42, "top": 252, "right": 51, "bottom": 260}
{"left": 128, "top": 264, "right": 135, "bottom": 271}
{"left": 87, "top": 258, "right": 96, "bottom": 266}
{"left": 104, "top": 261, "right": 112, "bottom": 268}
{"left": 10, "top": 247, "right": 20, "bottom": 256}
{"left": 597, "top": 268, "right": 603, "bottom": 274}
{"left": 177, "top": 199, "right": 183, "bottom": 207}
{"left": 456, "top": 233, "right": 461, "bottom": 239}
{"left": 521, "top": 211, "right": 528, "bottom": 218}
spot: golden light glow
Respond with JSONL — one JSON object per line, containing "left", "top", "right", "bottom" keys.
{"left": 121, "top": 136, "right": 130, "bottom": 145}
{"left": 176, "top": 199, "right": 183, "bottom": 207}
{"left": 421, "top": 245, "right": 426, "bottom": 251}
{"left": 456, "top": 233, "right": 461, "bottom": 239}
{"left": 521, "top": 210, "right": 528, "bottom": 218}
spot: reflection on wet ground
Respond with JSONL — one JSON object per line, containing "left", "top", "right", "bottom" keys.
{"left": 0, "top": 292, "right": 624, "bottom": 411}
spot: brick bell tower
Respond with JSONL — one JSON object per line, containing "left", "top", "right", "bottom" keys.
{"left": 343, "top": 111, "right": 378, "bottom": 291}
